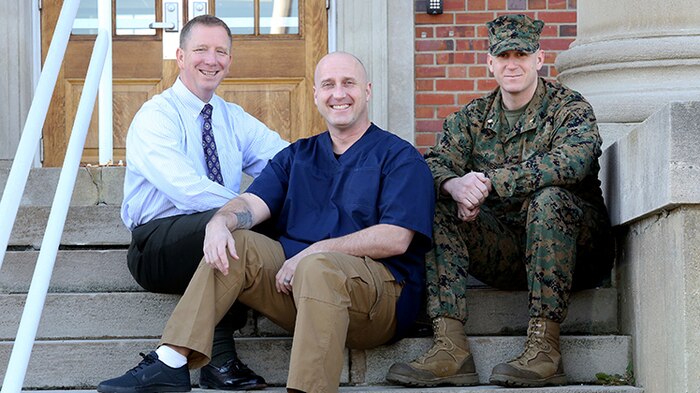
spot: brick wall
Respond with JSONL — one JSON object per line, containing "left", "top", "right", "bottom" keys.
{"left": 414, "top": 0, "right": 577, "bottom": 152}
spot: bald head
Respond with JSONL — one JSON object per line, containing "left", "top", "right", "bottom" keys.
{"left": 313, "top": 51, "right": 372, "bottom": 136}
{"left": 314, "top": 52, "right": 369, "bottom": 88}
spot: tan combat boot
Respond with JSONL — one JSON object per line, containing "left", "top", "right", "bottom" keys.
{"left": 385, "top": 317, "right": 479, "bottom": 386}
{"left": 490, "top": 317, "right": 567, "bottom": 387}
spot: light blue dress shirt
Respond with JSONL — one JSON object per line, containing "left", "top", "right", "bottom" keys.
{"left": 121, "top": 78, "right": 289, "bottom": 230}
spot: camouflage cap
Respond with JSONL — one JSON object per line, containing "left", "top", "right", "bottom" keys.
{"left": 487, "top": 14, "right": 544, "bottom": 55}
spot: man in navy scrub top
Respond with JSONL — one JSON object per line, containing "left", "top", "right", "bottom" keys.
{"left": 97, "top": 51, "right": 436, "bottom": 393}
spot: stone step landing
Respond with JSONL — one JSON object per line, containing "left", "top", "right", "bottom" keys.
{"left": 0, "top": 336, "right": 631, "bottom": 389}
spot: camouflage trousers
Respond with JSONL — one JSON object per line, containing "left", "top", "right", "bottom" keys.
{"left": 426, "top": 186, "right": 614, "bottom": 324}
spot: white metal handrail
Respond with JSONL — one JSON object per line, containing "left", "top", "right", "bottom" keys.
{"left": 0, "top": 0, "right": 113, "bottom": 390}
{"left": 1, "top": 28, "right": 110, "bottom": 393}
{"left": 0, "top": 0, "right": 81, "bottom": 271}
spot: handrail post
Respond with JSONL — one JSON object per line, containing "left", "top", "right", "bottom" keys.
{"left": 0, "top": 30, "right": 110, "bottom": 393}
{"left": 0, "top": 0, "right": 80, "bottom": 271}
{"left": 98, "top": 0, "right": 113, "bottom": 165}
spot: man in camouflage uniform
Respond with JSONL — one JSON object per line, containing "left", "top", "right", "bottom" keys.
{"left": 386, "top": 14, "right": 614, "bottom": 388}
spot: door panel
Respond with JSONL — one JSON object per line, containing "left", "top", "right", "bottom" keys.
{"left": 41, "top": 0, "right": 327, "bottom": 166}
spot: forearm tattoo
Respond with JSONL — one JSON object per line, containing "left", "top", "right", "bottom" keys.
{"left": 234, "top": 210, "right": 253, "bottom": 230}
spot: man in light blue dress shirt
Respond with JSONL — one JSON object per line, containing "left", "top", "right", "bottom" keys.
{"left": 120, "top": 15, "right": 288, "bottom": 390}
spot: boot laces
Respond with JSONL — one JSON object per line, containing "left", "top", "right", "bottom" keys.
{"left": 516, "top": 321, "right": 546, "bottom": 364}
{"left": 415, "top": 319, "right": 451, "bottom": 363}
{"left": 129, "top": 352, "right": 158, "bottom": 374}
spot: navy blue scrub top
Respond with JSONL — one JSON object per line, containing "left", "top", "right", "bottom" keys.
{"left": 246, "top": 124, "right": 435, "bottom": 338}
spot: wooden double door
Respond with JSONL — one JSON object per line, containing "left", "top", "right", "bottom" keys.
{"left": 41, "top": 0, "right": 328, "bottom": 166}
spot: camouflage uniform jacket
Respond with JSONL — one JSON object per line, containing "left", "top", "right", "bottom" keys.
{"left": 426, "top": 77, "right": 608, "bottom": 220}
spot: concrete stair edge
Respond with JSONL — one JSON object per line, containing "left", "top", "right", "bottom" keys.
{"left": 24, "top": 387, "right": 643, "bottom": 393}
{"left": 0, "top": 288, "right": 618, "bottom": 339}
{"left": 0, "top": 336, "right": 632, "bottom": 389}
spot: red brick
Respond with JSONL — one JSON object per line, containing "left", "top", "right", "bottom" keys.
{"left": 454, "top": 52, "right": 476, "bottom": 64}
{"left": 540, "top": 25, "right": 558, "bottom": 37}
{"left": 458, "top": 93, "right": 484, "bottom": 104}
{"left": 538, "top": 11, "right": 576, "bottom": 23}
{"left": 544, "top": 51, "right": 557, "bottom": 63}
{"left": 456, "top": 39, "right": 489, "bottom": 51}
{"left": 488, "top": 0, "right": 507, "bottom": 10}
{"left": 438, "top": 106, "right": 463, "bottom": 118}
{"left": 436, "top": 53, "right": 456, "bottom": 65}
{"left": 468, "top": 0, "right": 486, "bottom": 10}
{"left": 476, "top": 25, "right": 489, "bottom": 37}
{"left": 549, "top": 0, "right": 567, "bottom": 9}
{"left": 415, "top": 79, "right": 435, "bottom": 91}
{"left": 549, "top": 66, "right": 559, "bottom": 77}
{"left": 469, "top": 65, "right": 488, "bottom": 78}
{"left": 476, "top": 52, "right": 489, "bottom": 64}
{"left": 455, "top": 12, "right": 497, "bottom": 24}
{"left": 528, "top": 0, "right": 547, "bottom": 9}
{"left": 560, "top": 24, "right": 576, "bottom": 37}
{"left": 444, "top": 0, "right": 467, "bottom": 11}
{"left": 447, "top": 66, "right": 468, "bottom": 78}
{"left": 477, "top": 79, "right": 499, "bottom": 91}
{"left": 416, "top": 120, "right": 446, "bottom": 133}
{"left": 416, "top": 39, "right": 454, "bottom": 52}
{"left": 416, "top": 13, "right": 455, "bottom": 25}
{"left": 416, "top": 93, "right": 455, "bottom": 105}
{"left": 436, "top": 79, "right": 475, "bottom": 91}
{"left": 416, "top": 27, "right": 434, "bottom": 39}
{"left": 416, "top": 66, "right": 447, "bottom": 78}
{"left": 415, "top": 53, "right": 434, "bottom": 65}
{"left": 416, "top": 107, "right": 436, "bottom": 119}
{"left": 507, "top": 0, "right": 527, "bottom": 10}
{"left": 539, "top": 38, "right": 574, "bottom": 51}
{"left": 436, "top": 26, "right": 476, "bottom": 38}
{"left": 415, "top": 132, "right": 437, "bottom": 147}
{"left": 495, "top": 11, "right": 536, "bottom": 19}
{"left": 568, "top": 0, "right": 577, "bottom": 9}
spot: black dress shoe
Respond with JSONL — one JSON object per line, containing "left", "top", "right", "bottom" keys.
{"left": 199, "top": 357, "right": 267, "bottom": 390}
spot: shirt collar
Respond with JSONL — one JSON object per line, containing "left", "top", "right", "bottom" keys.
{"left": 172, "top": 77, "right": 219, "bottom": 119}
{"left": 484, "top": 78, "right": 546, "bottom": 142}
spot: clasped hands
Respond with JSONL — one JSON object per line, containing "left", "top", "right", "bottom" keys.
{"left": 442, "top": 172, "right": 492, "bottom": 222}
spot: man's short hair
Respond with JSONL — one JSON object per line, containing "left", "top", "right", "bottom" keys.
{"left": 180, "top": 15, "right": 232, "bottom": 49}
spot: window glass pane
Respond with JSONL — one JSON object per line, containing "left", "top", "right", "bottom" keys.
{"left": 116, "top": 0, "right": 156, "bottom": 35}
{"left": 72, "top": 0, "right": 98, "bottom": 35}
{"left": 260, "top": 0, "right": 299, "bottom": 34}
{"left": 216, "top": 0, "right": 255, "bottom": 35}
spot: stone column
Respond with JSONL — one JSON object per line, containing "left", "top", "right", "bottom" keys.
{"left": 335, "top": 0, "right": 415, "bottom": 143}
{"left": 555, "top": 0, "right": 700, "bottom": 124}
{"left": 556, "top": 2, "right": 700, "bottom": 393}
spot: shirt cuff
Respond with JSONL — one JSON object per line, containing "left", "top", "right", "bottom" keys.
{"left": 485, "top": 168, "right": 515, "bottom": 198}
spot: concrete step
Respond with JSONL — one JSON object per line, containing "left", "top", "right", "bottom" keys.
{"left": 0, "top": 166, "right": 124, "bottom": 207}
{"left": 25, "top": 388, "right": 643, "bottom": 393}
{"left": 0, "top": 335, "right": 633, "bottom": 389}
{"left": 0, "top": 250, "right": 619, "bottom": 336}
{"left": 0, "top": 287, "right": 618, "bottom": 340}
{"left": 0, "top": 250, "right": 137, "bottom": 293}
{"left": 9, "top": 205, "right": 129, "bottom": 247}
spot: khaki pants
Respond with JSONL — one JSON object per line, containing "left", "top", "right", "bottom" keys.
{"left": 160, "top": 230, "right": 402, "bottom": 393}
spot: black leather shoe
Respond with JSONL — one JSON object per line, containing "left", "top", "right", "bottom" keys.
{"left": 199, "top": 357, "right": 267, "bottom": 390}
{"left": 97, "top": 351, "right": 191, "bottom": 393}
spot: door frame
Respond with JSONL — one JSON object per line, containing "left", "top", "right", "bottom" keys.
{"left": 27, "top": 0, "right": 416, "bottom": 167}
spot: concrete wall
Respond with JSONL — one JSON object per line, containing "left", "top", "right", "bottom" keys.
{"left": 0, "top": 0, "right": 35, "bottom": 162}
{"left": 600, "top": 102, "right": 700, "bottom": 393}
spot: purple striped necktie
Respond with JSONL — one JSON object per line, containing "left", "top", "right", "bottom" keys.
{"left": 201, "top": 103, "right": 224, "bottom": 185}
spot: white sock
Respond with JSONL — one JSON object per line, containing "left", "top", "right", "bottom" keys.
{"left": 155, "top": 345, "right": 187, "bottom": 368}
